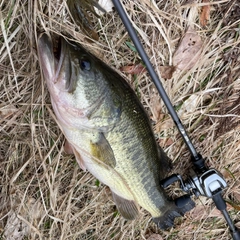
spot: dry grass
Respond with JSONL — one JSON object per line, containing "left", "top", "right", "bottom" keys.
{"left": 1, "top": 0, "right": 240, "bottom": 239}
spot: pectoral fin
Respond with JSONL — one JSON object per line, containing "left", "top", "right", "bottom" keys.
{"left": 112, "top": 191, "right": 139, "bottom": 220}
{"left": 90, "top": 133, "right": 116, "bottom": 168}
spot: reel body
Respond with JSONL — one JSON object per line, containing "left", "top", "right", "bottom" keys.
{"left": 161, "top": 159, "right": 240, "bottom": 240}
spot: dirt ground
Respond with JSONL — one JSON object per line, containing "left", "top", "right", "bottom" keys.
{"left": 1, "top": 0, "right": 240, "bottom": 239}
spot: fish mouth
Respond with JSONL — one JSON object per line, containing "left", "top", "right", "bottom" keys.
{"left": 38, "top": 33, "right": 56, "bottom": 82}
{"left": 53, "top": 37, "right": 62, "bottom": 62}
{"left": 38, "top": 33, "right": 70, "bottom": 85}
{"left": 38, "top": 33, "right": 82, "bottom": 94}
{"left": 55, "top": 36, "right": 79, "bottom": 93}
{"left": 53, "top": 36, "right": 68, "bottom": 84}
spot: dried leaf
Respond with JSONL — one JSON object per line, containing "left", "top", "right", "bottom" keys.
{"left": 233, "top": 193, "right": 240, "bottom": 203}
{"left": 4, "top": 198, "right": 44, "bottom": 240}
{"left": 209, "top": 208, "right": 224, "bottom": 218}
{"left": 226, "top": 200, "right": 240, "bottom": 211}
{"left": 4, "top": 210, "right": 29, "bottom": 240}
{"left": 190, "top": 205, "right": 223, "bottom": 219}
{"left": 200, "top": 0, "right": 210, "bottom": 27}
{"left": 146, "top": 234, "right": 163, "bottom": 240}
{"left": 159, "top": 137, "right": 174, "bottom": 147}
{"left": 190, "top": 205, "right": 207, "bottom": 219}
{"left": 149, "top": 90, "right": 161, "bottom": 122}
{"left": 178, "top": 94, "right": 199, "bottom": 119}
{"left": 159, "top": 65, "right": 176, "bottom": 79}
{"left": 173, "top": 27, "right": 203, "bottom": 70}
{"left": 120, "top": 64, "right": 146, "bottom": 75}
{"left": 221, "top": 168, "right": 232, "bottom": 180}
{"left": 155, "top": 119, "right": 174, "bottom": 132}
{"left": 232, "top": 188, "right": 240, "bottom": 202}
{"left": 0, "top": 104, "right": 18, "bottom": 119}
{"left": 165, "top": 137, "right": 174, "bottom": 146}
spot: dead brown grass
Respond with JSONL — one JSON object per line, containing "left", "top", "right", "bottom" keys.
{"left": 1, "top": 0, "right": 240, "bottom": 239}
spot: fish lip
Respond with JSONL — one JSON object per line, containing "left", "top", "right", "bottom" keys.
{"left": 52, "top": 39, "right": 64, "bottom": 83}
{"left": 38, "top": 33, "right": 68, "bottom": 84}
{"left": 58, "top": 37, "right": 77, "bottom": 93}
{"left": 56, "top": 37, "right": 81, "bottom": 93}
{"left": 53, "top": 36, "right": 68, "bottom": 84}
{"left": 38, "top": 33, "right": 56, "bottom": 82}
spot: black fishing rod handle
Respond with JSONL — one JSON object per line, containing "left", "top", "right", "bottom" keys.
{"left": 231, "top": 229, "right": 240, "bottom": 240}
{"left": 212, "top": 191, "right": 240, "bottom": 240}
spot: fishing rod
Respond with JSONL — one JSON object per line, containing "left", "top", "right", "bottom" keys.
{"left": 111, "top": 0, "right": 240, "bottom": 239}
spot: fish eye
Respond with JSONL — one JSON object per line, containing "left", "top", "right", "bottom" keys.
{"left": 80, "top": 59, "right": 91, "bottom": 71}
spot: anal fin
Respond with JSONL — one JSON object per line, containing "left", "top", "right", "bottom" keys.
{"left": 111, "top": 190, "right": 139, "bottom": 220}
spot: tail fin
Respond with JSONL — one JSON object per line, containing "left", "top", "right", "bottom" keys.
{"left": 153, "top": 195, "right": 195, "bottom": 230}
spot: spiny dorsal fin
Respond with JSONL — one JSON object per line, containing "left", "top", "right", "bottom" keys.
{"left": 112, "top": 191, "right": 139, "bottom": 220}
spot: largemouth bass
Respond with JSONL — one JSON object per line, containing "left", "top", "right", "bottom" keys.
{"left": 38, "top": 33, "right": 195, "bottom": 229}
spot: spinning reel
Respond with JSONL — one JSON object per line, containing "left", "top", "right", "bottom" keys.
{"left": 112, "top": 0, "right": 240, "bottom": 239}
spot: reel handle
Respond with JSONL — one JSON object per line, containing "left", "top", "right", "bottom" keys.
{"left": 160, "top": 174, "right": 179, "bottom": 188}
{"left": 232, "top": 229, "right": 240, "bottom": 240}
